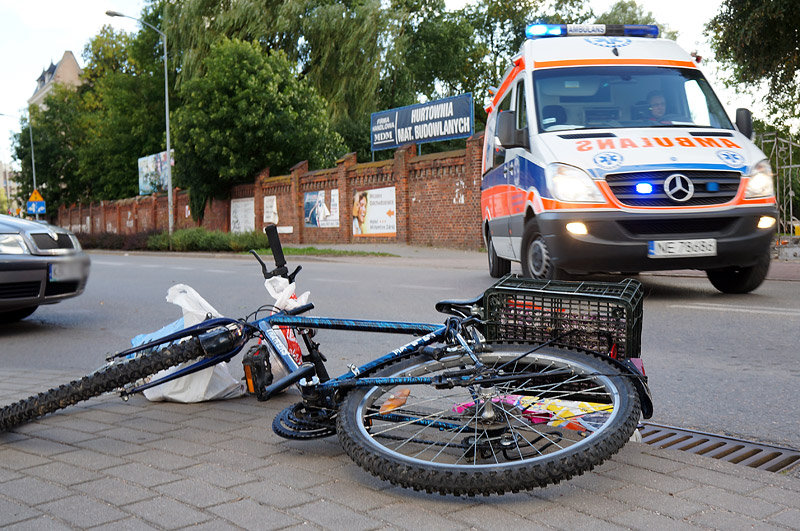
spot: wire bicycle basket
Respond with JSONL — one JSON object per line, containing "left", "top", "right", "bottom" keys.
{"left": 481, "top": 275, "right": 644, "bottom": 360}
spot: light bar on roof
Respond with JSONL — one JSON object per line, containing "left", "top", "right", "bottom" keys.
{"left": 525, "top": 24, "right": 659, "bottom": 39}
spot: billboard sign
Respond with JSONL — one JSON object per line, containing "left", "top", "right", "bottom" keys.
{"left": 138, "top": 150, "right": 174, "bottom": 195}
{"left": 370, "top": 93, "right": 473, "bottom": 152}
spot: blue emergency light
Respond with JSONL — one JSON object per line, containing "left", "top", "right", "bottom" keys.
{"left": 635, "top": 182, "right": 654, "bottom": 194}
{"left": 525, "top": 24, "right": 659, "bottom": 40}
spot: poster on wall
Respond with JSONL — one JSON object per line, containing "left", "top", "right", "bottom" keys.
{"left": 230, "top": 197, "right": 255, "bottom": 234}
{"left": 352, "top": 187, "right": 396, "bottom": 237}
{"left": 137, "top": 150, "right": 174, "bottom": 195}
{"left": 303, "top": 190, "right": 339, "bottom": 228}
{"left": 263, "top": 195, "right": 278, "bottom": 224}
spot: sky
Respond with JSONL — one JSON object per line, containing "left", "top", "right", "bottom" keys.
{"left": 0, "top": 0, "right": 753, "bottom": 166}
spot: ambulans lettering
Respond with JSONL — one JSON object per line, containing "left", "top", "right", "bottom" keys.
{"left": 574, "top": 137, "right": 742, "bottom": 151}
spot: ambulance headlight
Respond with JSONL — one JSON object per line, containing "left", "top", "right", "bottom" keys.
{"left": 546, "top": 163, "right": 604, "bottom": 203}
{"left": 744, "top": 159, "right": 775, "bottom": 199}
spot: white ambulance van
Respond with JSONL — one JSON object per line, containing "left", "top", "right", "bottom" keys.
{"left": 481, "top": 24, "right": 778, "bottom": 293}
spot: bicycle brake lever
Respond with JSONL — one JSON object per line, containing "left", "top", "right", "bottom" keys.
{"left": 249, "top": 250, "right": 270, "bottom": 279}
{"left": 287, "top": 265, "right": 302, "bottom": 283}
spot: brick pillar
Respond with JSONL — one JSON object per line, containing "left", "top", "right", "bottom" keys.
{"left": 254, "top": 167, "right": 269, "bottom": 233}
{"left": 393, "top": 143, "right": 415, "bottom": 244}
{"left": 290, "top": 160, "right": 308, "bottom": 244}
{"left": 115, "top": 202, "right": 121, "bottom": 234}
{"left": 336, "top": 153, "right": 357, "bottom": 243}
{"left": 465, "top": 132, "right": 485, "bottom": 249}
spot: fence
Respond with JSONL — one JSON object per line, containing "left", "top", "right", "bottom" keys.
{"left": 58, "top": 133, "right": 486, "bottom": 250}
{"left": 759, "top": 132, "right": 800, "bottom": 237}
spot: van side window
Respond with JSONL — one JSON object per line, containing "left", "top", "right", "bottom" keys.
{"left": 516, "top": 80, "right": 528, "bottom": 130}
{"left": 483, "top": 90, "right": 512, "bottom": 173}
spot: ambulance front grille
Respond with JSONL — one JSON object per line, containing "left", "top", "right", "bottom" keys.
{"left": 605, "top": 170, "right": 741, "bottom": 207}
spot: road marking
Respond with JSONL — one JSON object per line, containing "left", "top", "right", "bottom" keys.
{"left": 204, "top": 269, "right": 230, "bottom": 274}
{"left": 90, "top": 260, "right": 123, "bottom": 266}
{"left": 669, "top": 303, "right": 800, "bottom": 318}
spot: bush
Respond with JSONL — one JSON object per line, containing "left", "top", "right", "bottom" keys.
{"left": 77, "top": 231, "right": 158, "bottom": 250}
{"left": 78, "top": 228, "right": 271, "bottom": 253}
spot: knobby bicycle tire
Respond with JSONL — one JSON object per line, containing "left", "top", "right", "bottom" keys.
{"left": 0, "top": 338, "right": 204, "bottom": 432}
{"left": 337, "top": 346, "right": 640, "bottom": 496}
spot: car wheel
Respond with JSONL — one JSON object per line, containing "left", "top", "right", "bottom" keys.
{"left": 0, "top": 306, "right": 38, "bottom": 323}
{"left": 487, "top": 230, "right": 511, "bottom": 278}
{"left": 521, "top": 220, "right": 566, "bottom": 280}
{"left": 706, "top": 251, "right": 771, "bottom": 294}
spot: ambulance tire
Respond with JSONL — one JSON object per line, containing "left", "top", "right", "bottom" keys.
{"left": 706, "top": 252, "right": 771, "bottom": 294}
{"left": 521, "top": 220, "right": 566, "bottom": 280}
{"left": 487, "top": 231, "right": 511, "bottom": 278}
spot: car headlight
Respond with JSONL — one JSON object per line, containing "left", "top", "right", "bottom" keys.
{"left": 744, "top": 159, "right": 775, "bottom": 199}
{"left": 546, "top": 163, "right": 604, "bottom": 203}
{"left": 0, "top": 234, "right": 30, "bottom": 254}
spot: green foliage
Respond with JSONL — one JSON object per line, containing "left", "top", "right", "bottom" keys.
{"left": 174, "top": 39, "right": 345, "bottom": 219}
{"left": 706, "top": 0, "right": 800, "bottom": 125}
{"left": 594, "top": 1, "right": 678, "bottom": 40}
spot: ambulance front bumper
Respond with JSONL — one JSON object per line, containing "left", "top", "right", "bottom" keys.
{"left": 536, "top": 207, "right": 777, "bottom": 274}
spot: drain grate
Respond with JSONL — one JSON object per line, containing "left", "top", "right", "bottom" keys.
{"left": 639, "top": 422, "right": 800, "bottom": 473}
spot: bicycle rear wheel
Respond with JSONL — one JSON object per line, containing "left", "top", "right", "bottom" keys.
{"left": 337, "top": 346, "right": 640, "bottom": 495}
{"left": 0, "top": 338, "right": 204, "bottom": 432}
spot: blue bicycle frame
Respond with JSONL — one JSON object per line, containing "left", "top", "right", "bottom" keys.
{"left": 119, "top": 311, "right": 452, "bottom": 397}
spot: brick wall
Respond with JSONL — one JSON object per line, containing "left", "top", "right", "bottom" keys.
{"left": 58, "top": 132, "right": 486, "bottom": 250}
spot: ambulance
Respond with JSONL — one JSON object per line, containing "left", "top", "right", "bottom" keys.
{"left": 481, "top": 24, "right": 778, "bottom": 293}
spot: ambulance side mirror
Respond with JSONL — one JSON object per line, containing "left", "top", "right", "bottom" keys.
{"left": 735, "top": 108, "right": 753, "bottom": 140}
{"left": 496, "top": 111, "right": 530, "bottom": 150}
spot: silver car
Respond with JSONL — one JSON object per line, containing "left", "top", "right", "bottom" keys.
{"left": 0, "top": 214, "right": 90, "bottom": 322}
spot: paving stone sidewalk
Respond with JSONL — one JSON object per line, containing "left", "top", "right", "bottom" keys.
{"left": 1, "top": 369, "right": 798, "bottom": 530}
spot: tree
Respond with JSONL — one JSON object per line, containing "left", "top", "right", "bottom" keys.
{"left": 706, "top": 0, "right": 800, "bottom": 124}
{"left": 12, "top": 86, "right": 86, "bottom": 209}
{"left": 174, "top": 39, "right": 345, "bottom": 219}
{"left": 594, "top": 1, "right": 678, "bottom": 40}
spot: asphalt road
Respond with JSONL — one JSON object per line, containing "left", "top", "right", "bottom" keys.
{"left": 1, "top": 251, "right": 798, "bottom": 450}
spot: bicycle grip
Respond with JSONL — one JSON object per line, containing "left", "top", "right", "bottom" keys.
{"left": 264, "top": 224, "right": 286, "bottom": 268}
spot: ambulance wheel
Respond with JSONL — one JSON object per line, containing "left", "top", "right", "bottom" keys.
{"left": 487, "top": 231, "right": 511, "bottom": 278}
{"left": 521, "top": 221, "right": 565, "bottom": 280}
{"left": 706, "top": 252, "right": 771, "bottom": 294}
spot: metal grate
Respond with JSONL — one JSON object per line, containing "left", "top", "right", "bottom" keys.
{"left": 640, "top": 422, "right": 800, "bottom": 473}
{"left": 482, "top": 276, "right": 643, "bottom": 359}
{"left": 0, "top": 281, "right": 41, "bottom": 299}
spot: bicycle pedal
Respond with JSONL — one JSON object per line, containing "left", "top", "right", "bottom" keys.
{"left": 242, "top": 344, "right": 273, "bottom": 401}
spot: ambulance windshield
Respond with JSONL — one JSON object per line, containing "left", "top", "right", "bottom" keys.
{"left": 533, "top": 66, "right": 734, "bottom": 133}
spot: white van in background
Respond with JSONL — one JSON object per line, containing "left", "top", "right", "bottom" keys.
{"left": 481, "top": 24, "right": 778, "bottom": 293}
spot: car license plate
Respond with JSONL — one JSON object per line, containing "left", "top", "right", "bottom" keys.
{"left": 648, "top": 238, "right": 717, "bottom": 258}
{"left": 49, "top": 262, "right": 84, "bottom": 281}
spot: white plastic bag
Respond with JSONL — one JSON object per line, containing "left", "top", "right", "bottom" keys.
{"left": 133, "top": 284, "right": 246, "bottom": 403}
{"left": 263, "top": 277, "right": 310, "bottom": 381}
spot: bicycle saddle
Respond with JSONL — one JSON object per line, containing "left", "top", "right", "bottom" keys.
{"left": 435, "top": 295, "right": 483, "bottom": 317}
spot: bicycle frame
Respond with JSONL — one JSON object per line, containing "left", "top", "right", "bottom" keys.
{"left": 120, "top": 312, "right": 451, "bottom": 397}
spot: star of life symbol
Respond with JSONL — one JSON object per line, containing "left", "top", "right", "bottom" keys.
{"left": 716, "top": 150, "right": 745, "bottom": 168}
{"left": 593, "top": 151, "right": 623, "bottom": 170}
{"left": 585, "top": 37, "right": 631, "bottom": 48}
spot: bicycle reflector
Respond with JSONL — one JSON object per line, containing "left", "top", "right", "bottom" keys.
{"left": 525, "top": 24, "right": 659, "bottom": 39}
{"left": 379, "top": 388, "right": 410, "bottom": 414}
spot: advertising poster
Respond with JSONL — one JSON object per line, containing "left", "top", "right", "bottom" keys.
{"left": 263, "top": 195, "right": 278, "bottom": 224}
{"left": 303, "top": 190, "right": 339, "bottom": 228}
{"left": 137, "top": 150, "right": 174, "bottom": 195}
{"left": 230, "top": 197, "right": 255, "bottom": 234}
{"left": 352, "top": 187, "right": 396, "bottom": 237}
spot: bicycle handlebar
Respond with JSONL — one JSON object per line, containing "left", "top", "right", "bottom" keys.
{"left": 251, "top": 225, "right": 301, "bottom": 282}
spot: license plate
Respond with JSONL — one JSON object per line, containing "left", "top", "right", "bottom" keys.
{"left": 49, "top": 262, "right": 84, "bottom": 281}
{"left": 648, "top": 238, "right": 717, "bottom": 258}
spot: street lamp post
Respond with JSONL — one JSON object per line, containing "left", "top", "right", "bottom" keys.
{"left": 106, "top": 10, "right": 173, "bottom": 236}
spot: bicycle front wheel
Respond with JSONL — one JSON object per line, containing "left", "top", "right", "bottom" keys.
{"left": 0, "top": 338, "right": 204, "bottom": 432}
{"left": 337, "top": 346, "right": 640, "bottom": 495}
